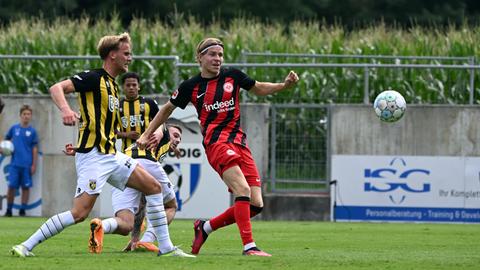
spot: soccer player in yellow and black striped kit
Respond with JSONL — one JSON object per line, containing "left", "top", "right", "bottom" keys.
{"left": 11, "top": 33, "right": 192, "bottom": 257}
{"left": 112, "top": 72, "right": 183, "bottom": 253}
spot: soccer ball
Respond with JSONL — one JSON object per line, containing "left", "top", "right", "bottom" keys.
{"left": 373, "top": 90, "right": 406, "bottom": 122}
{"left": 0, "top": 140, "right": 14, "bottom": 156}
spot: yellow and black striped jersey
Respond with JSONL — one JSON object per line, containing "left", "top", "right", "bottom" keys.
{"left": 152, "top": 125, "right": 171, "bottom": 163}
{"left": 120, "top": 96, "right": 168, "bottom": 162}
{"left": 70, "top": 69, "right": 120, "bottom": 154}
{"left": 123, "top": 124, "right": 171, "bottom": 162}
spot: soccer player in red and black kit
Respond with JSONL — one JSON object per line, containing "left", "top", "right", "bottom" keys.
{"left": 136, "top": 37, "right": 299, "bottom": 257}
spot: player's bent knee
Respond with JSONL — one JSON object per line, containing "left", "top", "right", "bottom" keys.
{"left": 71, "top": 211, "right": 88, "bottom": 223}
{"left": 75, "top": 216, "right": 87, "bottom": 223}
{"left": 146, "top": 181, "right": 162, "bottom": 195}
{"left": 234, "top": 185, "right": 251, "bottom": 197}
{"left": 251, "top": 204, "right": 263, "bottom": 213}
{"left": 117, "top": 225, "right": 133, "bottom": 235}
{"left": 165, "top": 198, "right": 177, "bottom": 210}
{"left": 250, "top": 205, "right": 263, "bottom": 216}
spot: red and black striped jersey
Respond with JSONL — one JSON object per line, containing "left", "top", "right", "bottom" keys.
{"left": 170, "top": 67, "right": 255, "bottom": 147}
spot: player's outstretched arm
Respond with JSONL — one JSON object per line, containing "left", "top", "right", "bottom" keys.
{"left": 250, "top": 70, "right": 299, "bottom": 96}
{"left": 137, "top": 101, "right": 176, "bottom": 149}
{"left": 49, "top": 79, "right": 79, "bottom": 126}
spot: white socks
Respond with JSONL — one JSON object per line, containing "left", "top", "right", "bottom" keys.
{"left": 244, "top": 242, "right": 257, "bottom": 251}
{"left": 140, "top": 220, "right": 156, "bottom": 243}
{"left": 203, "top": 220, "right": 213, "bottom": 234}
{"left": 22, "top": 211, "right": 75, "bottom": 251}
{"left": 102, "top": 218, "right": 118, "bottom": 234}
{"left": 145, "top": 194, "right": 173, "bottom": 253}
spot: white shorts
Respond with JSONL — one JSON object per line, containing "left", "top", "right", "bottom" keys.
{"left": 75, "top": 147, "right": 138, "bottom": 197}
{"left": 111, "top": 158, "right": 176, "bottom": 215}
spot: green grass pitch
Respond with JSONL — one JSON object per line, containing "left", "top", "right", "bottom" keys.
{"left": 1, "top": 217, "right": 479, "bottom": 270}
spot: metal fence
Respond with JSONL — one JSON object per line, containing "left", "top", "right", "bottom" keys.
{"left": 2, "top": 54, "right": 480, "bottom": 104}
{"left": 0, "top": 54, "right": 181, "bottom": 94}
{"left": 268, "top": 104, "right": 330, "bottom": 193}
{"left": 241, "top": 51, "right": 475, "bottom": 64}
{"left": 238, "top": 52, "right": 478, "bottom": 104}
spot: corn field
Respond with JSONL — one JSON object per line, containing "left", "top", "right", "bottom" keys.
{"left": 1, "top": 16, "right": 480, "bottom": 104}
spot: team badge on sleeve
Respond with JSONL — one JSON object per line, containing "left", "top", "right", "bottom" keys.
{"left": 172, "top": 89, "right": 179, "bottom": 99}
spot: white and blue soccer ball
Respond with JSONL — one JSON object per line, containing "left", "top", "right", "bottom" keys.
{"left": 373, "top": 90, "right": 406, "bottom": 122}
{"left": 0, "top": 140, "right": 14, "bottom": 156}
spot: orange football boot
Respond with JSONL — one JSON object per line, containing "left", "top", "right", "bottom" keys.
{"left": 136, "top": 242, "right": 159, "bottom": 253}
{"left": 88, "top": 218, "right": 104, "bottom": 254}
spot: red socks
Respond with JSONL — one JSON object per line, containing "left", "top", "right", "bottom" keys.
{"left": 210, "top": 203, "right": 263, "bottom": 230}
{"left": 210, "top": 206, "right": 236, "bottom": 229}
{"left": 233, "top": 197, "right": 253, "bottom": 245}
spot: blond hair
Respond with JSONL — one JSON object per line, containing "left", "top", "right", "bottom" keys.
{"left": 195, "top": 37, "right": 224, "bottom": 62}
{"left": 97, "top": 32, "right": 131, "bottom": 60}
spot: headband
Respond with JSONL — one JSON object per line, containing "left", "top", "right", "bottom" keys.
{"left": 199, "top": 43, "right": 224, "bottom": 54}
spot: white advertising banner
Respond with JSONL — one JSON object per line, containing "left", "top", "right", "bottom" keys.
{"left": 99, "top": 105, "right": 230, "bottom": 219}
{"left": 0, "top": 153, "right": 43, "bottom": 216}
{"left": 331, "top": 155, "right": 480, "bottom": 223}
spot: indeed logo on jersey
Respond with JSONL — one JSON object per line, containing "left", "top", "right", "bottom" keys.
{"left": 204, "top": 97, "right": 235, "bottom": 113}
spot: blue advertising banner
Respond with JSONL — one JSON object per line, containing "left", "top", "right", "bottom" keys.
{"left": 331, "top": 155, "right": 480, "bottom": 223}
{"left": 335, "top": 206, "right": 480, "bottom": 222}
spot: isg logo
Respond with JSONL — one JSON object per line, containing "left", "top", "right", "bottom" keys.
{"left": 364, "top": 157, "right": 431, "bottom": 204}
